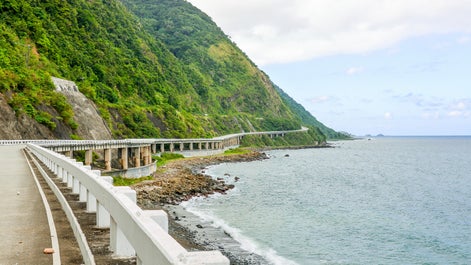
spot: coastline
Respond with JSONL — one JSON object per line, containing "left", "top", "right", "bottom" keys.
{"left": 132, "top": 150, "right": 271, "bottom": 264}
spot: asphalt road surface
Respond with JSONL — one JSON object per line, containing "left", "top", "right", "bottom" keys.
{"left": 0, "top": 145, "right": 52, "bottom": 265}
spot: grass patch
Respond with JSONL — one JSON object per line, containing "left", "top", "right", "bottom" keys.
{"left": 153, "top": 152, "right": 185, "bottom": 166}
{"left": 223, "top": 147, "right": 250, "bottom": 155}
{"left": 113, "top": 175, "right": 154, "bottom": 186}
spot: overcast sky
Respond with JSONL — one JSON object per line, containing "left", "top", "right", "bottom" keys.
{"left": 187, "top": 0, "right": 471, "bottom": 136}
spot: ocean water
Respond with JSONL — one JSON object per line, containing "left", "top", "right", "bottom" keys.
{"left": 182, "top": 137, "right": 471, "bottom": 264}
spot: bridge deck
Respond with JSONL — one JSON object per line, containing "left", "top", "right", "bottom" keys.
{"left": 0, "top": 145, "right": 53, "bottom": 265}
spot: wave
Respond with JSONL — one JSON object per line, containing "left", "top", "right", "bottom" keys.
{"left": 181, "top": 196, "right": 299, "bottom": 265}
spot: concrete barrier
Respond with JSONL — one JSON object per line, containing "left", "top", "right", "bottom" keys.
{"left": 27, "top": 143, "right": 229, "bottom": 265}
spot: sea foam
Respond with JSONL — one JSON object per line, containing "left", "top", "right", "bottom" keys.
{"left": 182, "top": 196, "right": 299, "bottom": 265}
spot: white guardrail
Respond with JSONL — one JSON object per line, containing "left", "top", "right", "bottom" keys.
{"left": 27, "top": 143, "right": 229, "bottom": 265}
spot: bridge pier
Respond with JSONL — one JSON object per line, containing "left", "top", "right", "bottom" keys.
{"left": 146, "top": 146, "right": 152, "bottom": 165}
{"left": 64, "top": 150, "right": 73, "bottom": 158}
{"left": 132, "top": 147, "right": 141, "bottom": 167}
{"left": 119, "top": 148, "right": 128, "bottom": 170}
{"left": 85, "top": 149, "right": 93, "bottom": 166}
{"left": 151, "top": 144, "right": 157, "bottom": 154}
{"left": 104, "top": 148, "right": 111, "bottom": 171}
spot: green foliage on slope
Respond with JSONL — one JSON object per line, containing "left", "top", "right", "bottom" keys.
{"left": 120, "top": 0, "right": 304, "bottom": 130}
{"left": 0, "top": 0, "right": 341, "bottom": 142}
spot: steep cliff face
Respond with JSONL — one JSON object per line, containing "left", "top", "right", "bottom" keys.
{"left": 0, "top": 78, "right": 113, "bottom": 140}
{"left": 0, "top": 93, "right": 54, "bottom": 139}
{"left": 53, "top": 77, "right": 112, "bottom": 140}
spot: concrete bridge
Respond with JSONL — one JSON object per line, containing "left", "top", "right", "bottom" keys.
{"left": 1, "top": 127, "right": 308, "bottom": 178}
{"left": 0, "top": 127, "right": 310, "bottom": 264}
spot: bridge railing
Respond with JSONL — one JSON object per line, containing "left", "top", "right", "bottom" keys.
{"left": 27, "top": 143, "right": 229, "bottom": 265}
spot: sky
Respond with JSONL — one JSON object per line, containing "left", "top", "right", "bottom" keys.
{"left": 187, "top": 0, "right": 471, "bottom": 136}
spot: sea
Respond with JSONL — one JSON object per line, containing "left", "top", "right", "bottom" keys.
{"left": 181, "top": 137, "right": 471, "bottom": 265}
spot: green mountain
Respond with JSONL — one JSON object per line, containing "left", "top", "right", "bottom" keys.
{"left": 0, "top": 0, "right": 343, "bottom": 141}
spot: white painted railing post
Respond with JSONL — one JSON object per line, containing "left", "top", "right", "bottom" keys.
{"left": 71, "top": 162, "right": 83, "bottom": 193}
{"left": 96, "top": 176, "right": 113, "bottom": 228}
{"left": 110, "top": 187, "right": 136, "bottom": 257}
{"left": 144, "top": 210, "right": 168, "bottom": 233}
{"left": 86, "top": 170, "right": 100, "bottom": 212}
{"left": 79, "top": 165, "right": 92, "bottom": 202}
{"left": 73, "top": 176, "right": 80, "bottom": 194}
{"left": 57, "top": 164, "right": 63, "bottom": 179}
{"left": 67, "top": 171, "right": 74, "bottom": 188}
{"left": 61, "top": 168, "right": 68, "bottom": 183}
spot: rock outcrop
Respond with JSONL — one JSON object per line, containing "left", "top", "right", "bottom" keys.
{"left": 0, "top": 93, "right": 55, "bottom": 140}
{"left": 52, "top": 77, "right": 112, "bottom": 140}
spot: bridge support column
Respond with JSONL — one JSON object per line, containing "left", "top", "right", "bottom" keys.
{"left": 85, "top": 149, "right": 93, "bottom": 166}
{"left": 170, "top": 143, "right": 174, "bottom": 152}
{"left": 146, "top": 146, "right": 152, "bottom": 165}
{"left": 190, "top": 143, "right": 194, "bottom": 150}
{"left": 141, "top": 146, "right": 148, "bottom": 166}
{"left": 198, "top": 142, "right": 202, "bottom": 150}
{"left": 104, "top": 148, "right": 111, "bottom": 171}
{"left": 64, "top": 150, "right": 73, "bottom": 158}
{"left": 160, "top": 144, "right": 165, "bottom": 153}
{"left": 133, "top": 147, "right": 141, "bottom": 167}
{"left": 110, "top": 187, "right": 136, "bottom": 257}
{"left": 180, "top": 143, "right": 184, "bottom": 151}
{"left": 119, "top": 148, "right": 128, "bottom": 170}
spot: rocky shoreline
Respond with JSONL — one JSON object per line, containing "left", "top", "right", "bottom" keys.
{"left": 131, "top": 150, "right": 271, "bottom": 264}
{"left": 133, "top": 151, "right": 269, "bottom": 206}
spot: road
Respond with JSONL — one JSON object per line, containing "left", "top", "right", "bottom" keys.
{"left": 0, "top": 145, "right": 52, "bottom": 265}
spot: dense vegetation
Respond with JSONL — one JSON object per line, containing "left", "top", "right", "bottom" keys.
{"left": 0, "top": 0, "right": 345, "bottom": 142}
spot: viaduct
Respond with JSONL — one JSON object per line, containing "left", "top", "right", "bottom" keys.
{"left": 0, "top": 128, "right": 310, "bottom": 264}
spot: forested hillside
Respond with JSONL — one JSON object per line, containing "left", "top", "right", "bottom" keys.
{"left": 0, "top": 0, "right": 344, "bottom": 141}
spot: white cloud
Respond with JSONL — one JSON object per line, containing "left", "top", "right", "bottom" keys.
{"left": 457, "top": 35, "right": 471, "bottom": 44}
{"left": 447, "top": 111, "right": 460, "bottom": 117}
{"left": 446, "top": 99, "right": 471, "bottom": 117}
{"left": 346, "top": 67, "right": 364, "bottom": 75}
{"left": 451, "top": 100, "right": 467, "bottom": 110}
{"left": 384, "top": 112, "right": 393, "bottom": 119}
{"left": 421, "top": 111, "right": 441, "bottom": 120}
{"left": 187, "top": 0, "right": 471, "bottom": 65}
{"left": 309, "top": 95, "right": 330, "bottom": 104}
